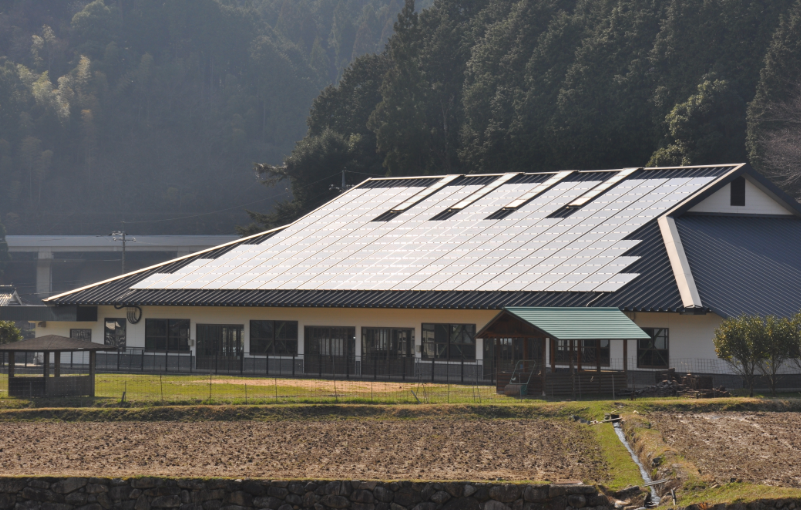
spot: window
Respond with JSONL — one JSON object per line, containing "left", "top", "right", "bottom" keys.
{"left": 554, "top": 339, "right": 609, "bottom": 366}
{"left": 421, "top": 323, "right": 476, "bottom": 360}
{"left": 104, "top": 319, "right": 126, "bottom": 350}
{"left": 70, "top": 329, "right": 92, "bottom": 341}
{"left": 362, "top": 328, "right": 414, "bottom": 359}
{"left": 304, "top": 326, "right": 355, "bottom": 358}
{"left": 250, "top": 320, "right": 298, "bottom": 356}
{"left": 638, "top": 328, "right": 669, "bottom": 368}
{"left": 730, "top": 176, "right": 746, "bottom": 206}
{"left": 145, "top": 319, "right": 189, "bottom": 352}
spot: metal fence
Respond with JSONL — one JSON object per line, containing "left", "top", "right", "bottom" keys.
{"left": 2, "top": 351, "right": 801, "bottom": 403}
{"left": 0, "top": 350, "right": 496, "bottom": 384}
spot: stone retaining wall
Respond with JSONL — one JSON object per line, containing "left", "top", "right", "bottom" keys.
{"left": 0, "top": 477, "right": 612, "bottom": 510}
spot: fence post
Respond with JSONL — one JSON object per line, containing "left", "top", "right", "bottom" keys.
{"left": 117, "top": 350, "right": 121, "bottom": 371}
{"left": 431, "top": 358, "right": 435, "bottom": 383}
{"left": 461, "top": 358, "right": 464, "bottom": 384}
{"left": 402, "top": 355, "right": 406, "bottom": 381}
{"left": 240, "top": 353, "right": 244, "bottom": 375}
{"left": 292, "top": 354, "right": 296, "bottom": 377}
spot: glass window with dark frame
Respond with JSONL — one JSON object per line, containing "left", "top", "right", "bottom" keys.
{"left": 70, "top": 329, "right": 92, "bottom": 342}
{"left": 638, "top": 328, "right": 669, "bottom": 368}
{"left": 250, "top": 320, "right": 298, "bottom": 356}
{"left": 362, "top": 327, "right": 414, "bottom": 360}
{"left": 421, "top": 323, "right": 476, "bottom": 360}
{"left": 145, "top": 319, "right": 190, "bottom": 352}
{"left": 104, "top": 319, "right": 127, "bottom": 350}
{"left": 554, "top": 339, "right": 610, "bottom": 366}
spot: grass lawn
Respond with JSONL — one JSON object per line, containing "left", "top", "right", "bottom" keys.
{"left": 0, "top": 372, "right": 513, "bottom": 405}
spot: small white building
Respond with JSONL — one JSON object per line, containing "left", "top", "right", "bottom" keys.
{"left": 21, "top": 164, "right": 801, "bottom": 379}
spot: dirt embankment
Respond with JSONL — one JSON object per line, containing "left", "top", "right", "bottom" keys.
{"left": 0, "top": 419, "right": 604, "bottom": 482}
{"left": 646, "top": 412, "right": 801, "bottom": 488}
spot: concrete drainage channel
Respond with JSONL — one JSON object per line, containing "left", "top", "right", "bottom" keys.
{"left": 612, "top": 420, "right": 660, "bottom": 507}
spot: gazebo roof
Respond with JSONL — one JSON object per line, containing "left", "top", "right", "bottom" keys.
{"left": 478, "top": 307, "right": 651, "bottom": 340}
{"left": 0, "top": 335, "right": 116, "bottom": 352}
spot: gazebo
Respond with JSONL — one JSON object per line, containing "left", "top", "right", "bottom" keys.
{"left": 477, "top": 307, "right": 651, "bottom": 398}
{"left": 0, "top": 335, "right": 116, "bottom": 397}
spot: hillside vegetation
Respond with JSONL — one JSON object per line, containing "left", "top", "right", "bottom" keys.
{"left": 0, "top": 0, "right": 422, "bottom": 234}
{"left": 245, "top": 0, "right": 801, "bottom": 232}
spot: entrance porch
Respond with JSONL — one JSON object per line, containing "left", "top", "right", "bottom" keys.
{"left": 478, "top": 307, "right": 651, "bottom": 398}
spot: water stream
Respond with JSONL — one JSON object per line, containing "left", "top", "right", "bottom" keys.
{"left": 613, "top": 421, "right": 659, "bottom": 504}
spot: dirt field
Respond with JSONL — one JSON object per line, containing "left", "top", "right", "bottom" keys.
{"left": 648, "top": 412, "right": 801, "bottom": 488}
{"left": 0, "top": 419, "right": 603, "bottom": 481}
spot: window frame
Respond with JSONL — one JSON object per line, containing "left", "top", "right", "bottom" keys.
{"left": 249, "top": 320, "right": 298, "bottom": 356}
{"left": 730, "top": 176, "right": 746, "bottom": 206}
{"left": 103, "top": 318, "right": 127, "bottom": 351}
{"left": 637, "top": 328, "right": 670, "bottom": 369}
{"left": 144, "top": 319, "right": 190, "bottom": 353}
{"left": 361, "top": 327, "right": 415, "bottom": 359}
{"left": 70, "top": 329, "right": 92, "bottom": 342}
{"left": 554, "top": 339, "right": 610, "bottom": 366}
{"left": 421, "top": 323, "right": 476, "bottom": 361}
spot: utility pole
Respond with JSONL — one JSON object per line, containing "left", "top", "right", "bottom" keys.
{"left": 110, "top": 225, "right": 136, "bottom": 274}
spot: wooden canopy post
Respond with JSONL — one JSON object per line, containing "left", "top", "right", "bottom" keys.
{"left": 7, "top": 352, "right": 14, "bottom": 378}
{"left": 576, "top": 340, "right": 582, "bottom": 372}
{"left": 43, "top": 351, "right": 50, "bottom": 395}
{"left": 595, "top": 340, "right": 601, "bottom": 373}
{"left": 89, "top": 351, "right": 96, "bottom": 397}
{"left": 540, "top": 338, "right": 547, "bottom": 397}
{"left": 623, "top": 339, "right": 629, "bottom": 389}
{"left": 54, "top": 353, "right": 61, "bottom": 378}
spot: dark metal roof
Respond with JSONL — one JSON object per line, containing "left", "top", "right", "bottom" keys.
{"left": 46, "top": 219, "right": 684, "bottom": 312}
{"left": 46, "top": 165, "right": 750, "bottom": 312}
{"left": 0, "top": 335, "right": 116, "bottom": 352}
{"left": 676, "top": 215, "right": 801, "bottom": 318}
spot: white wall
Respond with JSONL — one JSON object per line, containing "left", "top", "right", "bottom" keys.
{"left": 36, "top": 307, "right": 730, "bottom": 369}
{"left": 607, "top": 311, "right": 724, "bottom": 370}
{"left": 37, "top": 306, "right": 500, "bottom": 361}
{"left": 689, "top": 179, "right": 791, "bottom": 215}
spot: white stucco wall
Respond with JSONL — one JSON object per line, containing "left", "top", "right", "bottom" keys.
{"left": 688, "top": 179, "right": 791, "bottom": 215}
{"left": 36, "top": 307, "right": 727, "bottom": 370}
{"left": 36, "top": 306, "right": 500, "bottom": 361}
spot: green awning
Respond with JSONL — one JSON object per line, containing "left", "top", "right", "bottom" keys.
{"left": 479, "top": 307, "right": 651, "bottom": 340}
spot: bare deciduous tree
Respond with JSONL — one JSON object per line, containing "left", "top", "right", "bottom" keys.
{"left": 759, "top": 85, "right": 801, "bottom": 196}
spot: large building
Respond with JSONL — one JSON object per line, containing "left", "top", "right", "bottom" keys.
{"left": 20, "top": 164, "right": 801, "bottom": 376}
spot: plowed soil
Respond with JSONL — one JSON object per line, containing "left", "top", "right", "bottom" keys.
{"left": 0, "top": 419, "right": 603, "bottom": 481}
{"left": 648, "top": 412, "right": 801, "bottom": 487}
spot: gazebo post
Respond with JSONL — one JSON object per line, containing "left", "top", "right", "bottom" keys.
{"left": 623, "top": 339, "right": 628, "bottom": 388}
{"left": 43, "top": 351, "right": 50, "bottom": 395}
{"left": 596, "top": 341, "right": 601, "bottom": 373}
{"left": 576, "top": 341, "right": 582, "bottom": 372}
{"left": 540, "top": 338, "right": 547, "bottom": 397}
{"left": 54, "top": 353, "right": 60, "bottom": 378}
{"left": 89, "top": 351, "right": 96, "bottom": 397}
{"left": 8, "top": 352, "right": 14, "bottom": 378}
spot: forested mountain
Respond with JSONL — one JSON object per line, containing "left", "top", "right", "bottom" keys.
{"left": 0, "top": 0, "right": 422, "bottom": 234}
{"left": 245, "top": 0, "right": 801, "bottom": 234}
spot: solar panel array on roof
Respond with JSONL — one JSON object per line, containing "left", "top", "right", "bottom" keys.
{"left": 130, "top": 168, "right": 723, "bottom": 294}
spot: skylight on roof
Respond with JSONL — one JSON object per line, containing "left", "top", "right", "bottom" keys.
{"left": 568, "top": 168, "right": 639, "bottom": 207}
